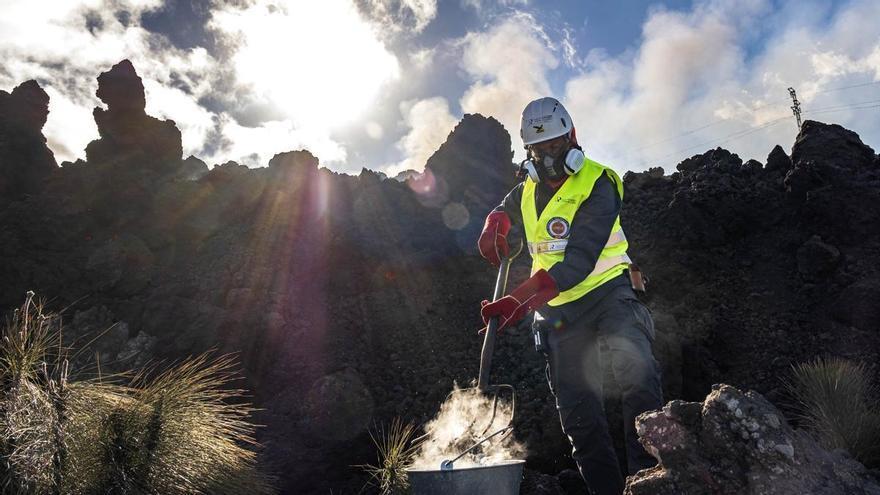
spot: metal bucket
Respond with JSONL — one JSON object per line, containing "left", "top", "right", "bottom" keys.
{"left": 406, "top": 460, "right": 525, "bottom": 495}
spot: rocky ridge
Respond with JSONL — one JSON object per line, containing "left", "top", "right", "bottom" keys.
{"left": 1, "top": 60, "right": 879, "bottom": 494}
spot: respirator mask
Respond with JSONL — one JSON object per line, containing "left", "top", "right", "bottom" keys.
{"left": 518, "top": 137, "right": 585, "bottom": 183}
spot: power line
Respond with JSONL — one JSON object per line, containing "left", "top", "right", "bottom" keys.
{"left": 634, "top": 79, "right": 878, "bottom": 152}
{"left": 651, "top": 115, "right": 791, "bottom": 163}
{"left": 634, "top": 98, "right": 790, "bottom": 152}
{"left": 805, "top": 103, "right": 880, "bottom": 116}
{"left": 802, "top": 98, "right": 880, "bottom": 114}
{"left": 810, "top": 80, "right": 880, "bottom": 96}
{"left": 646, "top": 103, "right": 878, "bottom": 165}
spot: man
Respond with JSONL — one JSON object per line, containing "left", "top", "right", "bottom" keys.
{"left": 477, "top": 97, "right": 663, "bottom": 495}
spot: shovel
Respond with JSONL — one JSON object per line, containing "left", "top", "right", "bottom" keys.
{"left": 439, "top": 237, "right": 524, "bottom": 470}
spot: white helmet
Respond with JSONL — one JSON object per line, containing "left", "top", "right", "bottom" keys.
{"left": 520, "top": 97, "right": 574, "bottom": 145}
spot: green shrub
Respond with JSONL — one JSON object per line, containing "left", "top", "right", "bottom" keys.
{"left": 786, "top": 356, "right": 880, "bottom": 467}
{"left": 0, "top": 292, "right": 275, "bottom": 494}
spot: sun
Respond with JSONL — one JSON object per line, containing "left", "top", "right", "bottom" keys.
{"left": 213, "top": 1, "right": 400, "bottom": 131}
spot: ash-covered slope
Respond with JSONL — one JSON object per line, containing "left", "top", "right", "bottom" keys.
{"left": 1, "top": 60, "right": 879, "bottom": 494}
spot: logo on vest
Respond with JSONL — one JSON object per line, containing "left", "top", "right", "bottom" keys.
{"left": 546, "top": 217, "right": 570, "bottom": 239}
{"left": 556, "top": 196, "right": 576, "bottom": 205}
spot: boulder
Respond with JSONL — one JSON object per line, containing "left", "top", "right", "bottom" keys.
{"left": 625, "top": 384, "right": 880, "bottom": 495}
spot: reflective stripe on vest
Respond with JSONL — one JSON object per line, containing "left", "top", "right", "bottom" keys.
{"left": 521, "top": 156, "right": 629, "bottom": 306}
{"left": 528, "top": 239, "right": 568, "bottom": 254}
{"left": 528, "top": 230, "right": 627, "bottom": 256}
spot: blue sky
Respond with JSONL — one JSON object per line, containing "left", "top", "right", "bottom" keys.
{"left": 1, "top": 0, "right": 878, "bottom": 176}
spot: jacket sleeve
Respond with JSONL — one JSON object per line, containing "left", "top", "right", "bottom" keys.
{"left": 493, "top": 181, "right": 525, "bottom": 227}
{"left": 547, "top": 173, "right": 621, "bottom": 292}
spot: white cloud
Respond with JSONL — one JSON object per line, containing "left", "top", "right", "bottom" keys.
{"left": 216, "top": 116, "right": 348, "bottom": 167}
{"left": 361, "top": 0, "right": 438, "bottom": 34}
{"left": 41, "top": 86, "right": 99, "bottom": 162}
{"left": 143, "top": 79, "right": 216, "bottom": 159}
{"left": 458, "top": 13, "right": 558, "bottom": 160}
{"left": 559, "top": 0, "right": 880, "bottom": 172}
{"left": 209, "top": 1, "right": 400, "bottom": 132}
{"left": 0, "top": 0, "right": 392, "bottom": 169}
{"left": 409, "top": 47, "right": 436, "bottom": 70}
{"left": 0, "top": 0, "right": 224, "bottom": 164}
{"left": 448, "top": 0, "right": 878, "bottom": 174}
{"left": 384, "top": 97, "right": 458, "bottom": 175}
{"left": 461, "top": 0, "right": 529, "bottom": 16}
{"left": 365, "top": 121, "right": 384, "bottom": 140}
{"left": 3, "top": 0, "right": 878, "bottom": 178}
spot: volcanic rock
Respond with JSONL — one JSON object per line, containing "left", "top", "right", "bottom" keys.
{"left": 626, "top": 384, "right": 880, "bottom": 495}
{"left": 765, "top": 144, "right": 792, "bottom": 172}
{"left": 796, "top": 234, "right": 841, "bottom": 281}
{"left": 741, "top": 159, "right": 763, "bottom": 174}
{"left": 85, "top": 234, "right": 155, "bottom": 295}
{"left": 96, "top": 59, "right": 146, "bottom": 112}
{"left": 4, "top": 61, "right": 880, "bottom": 495}
{"left": 624, "top": 166, "right": 667, "bottom": 189}
{"left": 422, "top": 113, "right": 514, "bottom": 208}
{"left": 268, "top": 149, "right": 319, "bottom": 171}
{"left": 833, "top": 279, "right": 880, "bottom": 333}
{"left": 86, "top": 59, "right": 183, "bottom": 175}
{"left": 792, "top": 120, "right": 876, "bottom": 173}
{"left": 179, "top": 155, "right": 209, "bottom": 181}
{"left": 521, "top": 469, "right": 567, "bottom": 494}
{"left": 785, "top": 121, "right": 877, "bottom": 202}
{"left": 0, "top": 80, "right": 57, "bottom": 199}
{"left": 302, "top": 368, "right": 375, "bottom": 443}
{"left": 412, "top": 114, "right": 517, "bottom": 253}
{"left": 662, "top": 146, "right": 775, "bottom": 246}
{"left": 675, "top": 147, "right": 742, "bottom": 174}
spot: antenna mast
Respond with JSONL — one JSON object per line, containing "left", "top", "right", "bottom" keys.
{"left": 788, "top": 87, "right": 802, "bottom": 130}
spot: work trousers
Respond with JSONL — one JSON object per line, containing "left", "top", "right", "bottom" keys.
{"left": 540, "top": 284, "right": 663, "bottom": 495}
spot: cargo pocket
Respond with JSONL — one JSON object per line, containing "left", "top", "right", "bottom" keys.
{"left": 624, "top": 297, "right": 656, "bottom": 343}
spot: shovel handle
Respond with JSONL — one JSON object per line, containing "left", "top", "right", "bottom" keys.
{"left": 478, "top": 237, "right": 522, "bottom": 391}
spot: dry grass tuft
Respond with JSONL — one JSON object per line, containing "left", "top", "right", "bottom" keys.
{"left": 359, "top": 418, "right": 423, "bottom": 495}
{"left": 0, "top": 292, "right": 275, "bottom": 494}
{"left": 786, "top": 356, "right": 880, "bottom": 467}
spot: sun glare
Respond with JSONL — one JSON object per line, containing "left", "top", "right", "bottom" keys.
{"left": 213, "top": 1, "right": 400, "bottom": 131}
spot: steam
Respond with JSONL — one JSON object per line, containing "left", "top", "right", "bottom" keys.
{"left": 411, "top": 384, "right": 526, "bottom": 469}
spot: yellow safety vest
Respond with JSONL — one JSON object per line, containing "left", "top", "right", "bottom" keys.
{"left": 521, "top": 156, "right": 631, "bottom": 306}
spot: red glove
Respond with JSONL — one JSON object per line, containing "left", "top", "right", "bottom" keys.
{"left": 480, "top": 269, "right": 559, "bottom": 334}
{"left": 477, "top": 211, "right": 511, "bottom": 267}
